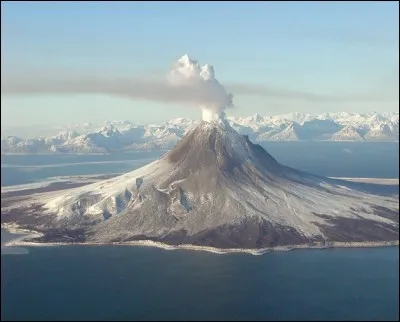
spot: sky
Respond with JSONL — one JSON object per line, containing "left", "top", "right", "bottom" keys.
{"left": 1, "top": 1, "right": 399, "bottom": 128}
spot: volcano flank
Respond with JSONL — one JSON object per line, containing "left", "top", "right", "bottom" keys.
{"left": 1, "top": 119, "right": 399, "bottom": 250}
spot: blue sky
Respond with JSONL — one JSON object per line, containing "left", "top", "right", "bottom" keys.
{"left": 1, "top": 1, "right": 399, "bottom": 127}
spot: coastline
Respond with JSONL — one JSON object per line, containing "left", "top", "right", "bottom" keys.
{"left": 2, "top": 224, "right": 399, "bottom": 256}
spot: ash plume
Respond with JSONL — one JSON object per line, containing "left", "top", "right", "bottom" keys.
{"left": 1, "top": 54, "right": 234, "bottom": 122}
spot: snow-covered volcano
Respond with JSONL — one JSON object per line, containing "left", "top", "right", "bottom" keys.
{"left": 2, "top": 120, "right": 398, "bottom": 249}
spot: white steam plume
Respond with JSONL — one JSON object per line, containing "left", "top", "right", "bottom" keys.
{"left": 167, "top": 55, "right": 232, "bottom": 121}
{"left": 1, "top": 54, "right": 233, "bottom": 122}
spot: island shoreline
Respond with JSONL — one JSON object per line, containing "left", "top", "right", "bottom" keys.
{"left": 2, "top": 224, "right": 399, "bottom": 256}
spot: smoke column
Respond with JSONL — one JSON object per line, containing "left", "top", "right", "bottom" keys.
{"left": 1, "top": 54, "right": 234, "bottom": 123}
{"left": 167, "top": 54, "right": 233, "bottom": 121}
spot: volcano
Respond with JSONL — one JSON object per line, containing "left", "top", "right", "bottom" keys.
{"left": 1, "top": 119, "right": 399, "bottom": 250}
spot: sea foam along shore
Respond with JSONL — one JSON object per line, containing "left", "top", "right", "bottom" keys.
{"left": 2, "top": 224, "right": 399, "bottom": 256}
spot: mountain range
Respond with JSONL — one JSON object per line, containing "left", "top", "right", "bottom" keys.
{"left": 2, "top": 112, "right": 398, "bottom": 154}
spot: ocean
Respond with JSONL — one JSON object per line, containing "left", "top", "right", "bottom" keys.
{"left": 1, "top": 246, "right": 399, "bottom": 321}
{"left": 1, "top": 142, "right": 399, "bottom": 321}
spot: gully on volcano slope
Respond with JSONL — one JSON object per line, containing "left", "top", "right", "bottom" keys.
{"left": 1, "top": 118, "right": 399, "bottom": 249}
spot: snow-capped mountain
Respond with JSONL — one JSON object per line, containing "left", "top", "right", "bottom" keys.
{"left": 1, "top": 136, "right": 23, "bottom": 150}
{"left": 1, "top": 112, "right": 398, "bottom": 154}
{"left": 2, "top": 118, "right": 398, "bottom": 249}
{"left": 267, "top": 122, "right": 301, "bottom": 141}
{"left": 52, "top": 130, "right": 80, "bottom": 142}
{"left": 330, "top": 125, "right": 364, "bottom": 141}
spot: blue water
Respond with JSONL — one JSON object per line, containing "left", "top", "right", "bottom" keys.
{"left": 1, "top": 144, "right": 399, "bottom": 321}
{"left": 1, "top": 246, "right": 398, "bottom": 321}
{"left": 260, "top": 141, "right": 399, "bottom": 179}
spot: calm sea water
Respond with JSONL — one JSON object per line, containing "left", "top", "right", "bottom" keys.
{"left": 1, "top": 143, "right": 399, "bottom": 321}
{"left": 1, "top": 246, "right": 399, "bottom": 321}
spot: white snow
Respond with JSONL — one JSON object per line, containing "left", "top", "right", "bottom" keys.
{"left": 330, "top": 125, "right": 364, "bottom": 141}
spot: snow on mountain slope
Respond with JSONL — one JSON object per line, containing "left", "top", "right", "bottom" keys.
{"left": 1, "top": 112, "right": 398, "bottom": 154}
{"left": 330, "top": 125, "right": 365, "bottom": 141}
{"left": 365, "top": 124, "right": 397, "bottom": 141}
{"left": 1, "top": 136, "right": 23, "bottom": 150}
{"left": 390, "top": 114, "right": 399, "bottom": 124}
{"left": 267, "top": 122, "right": 300, "bottom": 141}
{"left": 53, "top": 130, "right": 81, "bottom": 142}
{"left": 98, "top": 125, "right": 122, "bottom": 138}
{"left": 2, "top": 119, "right": 398, "bottom": 249}
{"left": 61, "top": 135, "right": 108, "bottom": 154}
